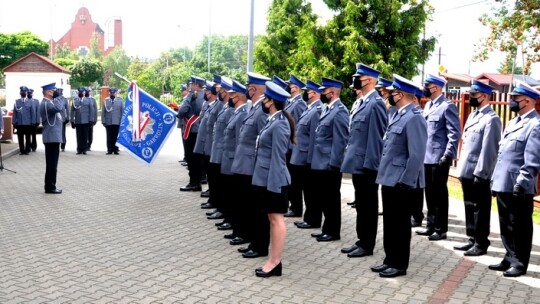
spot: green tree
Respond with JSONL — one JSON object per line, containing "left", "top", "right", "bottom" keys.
{"left": 88, "top": 33, "right": 103, "bottom": 60}
{"left": 475, "top": 0, "right": 540, "bottom": 75}
{"left": 54, "top": 58, "right": 77, "bottom": 70}
{"left": 497, "top": 57, "right": 526, "bottom": 75}
{"left": 102, "top": 47, "right": 132, "bottom": 89}
{"left": 0, "top": 31, "right": 49, "bottom": 70}
{"left": 70, "top": 58, "right": 104, "bottom": 88}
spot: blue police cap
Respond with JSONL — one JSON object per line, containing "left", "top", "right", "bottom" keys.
{"left": 303, "top": 80, "right": 322, "bottom": 94}
{"left": 228, "top": 80, "right": 247, "bottom": 94}
{"left": 510, "top": 80, "right": 540, "bottom": 100}
{"left": 272, "top": 75, "right": 288, "bottom": 90}
{"left": 319, "top": 77, "right": 343, "bottom": 90}
{"left": 205, "top": 81, "right": 215, "bottom": 91}
{"left": 185, "top": 79, "right": 192, "bottom": 85}
{"left": 213, "top": 74, "right": 221, "bottom": 84}
{"left": 55, "top": 88, "right": 61, "bottom": 93}
{"left": 84, "top": 87, "right": 92, "bottom": 93}
{"left": 41, "top": 82, "right": 56, "bottom": 91}
{"left": 288, "top": 74, "right": 306, "bottom": 88}
{"left": 109, "top": 88, "right": 118, "bottom": 94}
{"left": 220, "top": 77, "right": 233, "bottom": 91}
{"left": 181, "top": 84, "right": 187, "bottom": 91}
{"left": 353, "top": 63, "right": 380, "bottom": 78}
{"left": 77, "top": 87, "right": 85, "bottom": 93}
{"left": 387, "top": 74, "right": 417, "bottom": 94}
{"left": 415, "top": 86, "right": 423, "bottom": 99}
{"left": 375, "top": 78, "right": 392, "bottom": 89}
{"left": 469, "top": 80, "right": 494, "bottom": 95}
{"left": 264, "top": 81, "right": 291, "bottom": 103}
{"left": 28, "top": 88, "right": 34, "bottom": 94}
{"left": 247, "top": 72, "right": 271, "bottom": 85}
{"left": 425, "top": 74, "right": 447, "bottom": 87}
{"left": 191, "top": 76, "right": 206, "bottom": 86}
{"left": 19, "top": 86, "right": 29, "bottom": 92}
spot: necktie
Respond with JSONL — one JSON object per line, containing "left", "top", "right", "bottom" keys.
{"left": 516, "top": 116, "right": 521, "bottom": 123}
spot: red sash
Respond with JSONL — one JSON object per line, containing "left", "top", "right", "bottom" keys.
{"left": 183, "top": 115, "right": 199, "bottom": 139}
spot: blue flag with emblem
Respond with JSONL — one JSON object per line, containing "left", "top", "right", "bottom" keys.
{"left": 117, "top": 82, "right": 177, "bottom": 165}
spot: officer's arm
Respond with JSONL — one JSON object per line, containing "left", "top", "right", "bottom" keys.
{"left": 363, "top": 100, "right": 388, "bottom": 171}
{"left": 516, "top": 124, "right": 540, "bottom": 193}
{"left": 400, "top": 115, "right": 428, "bottom": 186}
{"left": 474, "top": 115, "right": 502, "bottom": 180}
{"left": 308, "top": 108, "right": 322, "bottom": 164}
{"left": 329, "top": 109, "right": 350, "bottom": 169}
{"left": 444, "top": 102, "right": 461, "bottom": 159}
{"left": 268, "top": 122, "right": 290, "bottom": 193}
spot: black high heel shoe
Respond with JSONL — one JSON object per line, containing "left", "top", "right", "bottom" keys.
{"left": 255, "top": 262, "right": 282, "bottom": 277}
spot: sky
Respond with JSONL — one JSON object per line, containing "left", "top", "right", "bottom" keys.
{"left": 0, "top": 0, "right": 538, "bottom": 80}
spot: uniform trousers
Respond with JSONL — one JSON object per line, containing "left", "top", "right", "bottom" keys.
{"left": 88, "top": 124, "right": 94, "bottom": 149}
{"left": 105, "top": 125, "right": 120, "bottom": 153}
{"left": 44, "top": 142, "right": 60, "bottom": 191}
{"left": 60, "top": 121, "right": 68, "bottom": 150}
{"left": 15, "top": 125, "right": 32, "bottom": 154}
{"left": 302, "top": 164, "right": 321, "bottom": 226}
{"left": 352, "top": 170, "right": 378, "bottom": 251}
{"left": 75, "top": 123, "right": 90, "bottom": 153}
{"left": 381, "top": 185, "right": 412, "bottom": 270}
{"left": 461, "top": 178, "right": 491, "bottom": 248}
{"left": 495, "top": 192, "right": 533, "bottom": 270}
{"left": 410, "top": 188, "right": 425, "bottom": 223}
{"left": 231, "top": 174, "right": 255, "bottom": 241}
{"left": 424, "top": 163, "right": 450, "bottom": 233}
{"left": 288, "top": 162, "right": 305, "bottom": 215}
{"left": 208, "top": 163, "right": 223, "bottom": 212}
{"left": 312, "top": 169, "right": 342, "bottom": 237}
{"left": 221, "top": 173, "right": 235, "bottom": 226}
{"left": 184, "top": 133, "right": 202, "bottom": 185}
{"left": 203, "top": 155, "right": 214, "bottom": 204}
{"left": 30, "top": 125, "right": 38, "bottom": 151}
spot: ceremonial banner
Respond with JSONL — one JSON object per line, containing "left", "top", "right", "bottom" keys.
{"left": 117, "top": 82, "right": 177, "bottom": 164}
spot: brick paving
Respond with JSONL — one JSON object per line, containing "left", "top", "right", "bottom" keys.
{"left": 1, "top": 127, "right": 540, "bottom": 303}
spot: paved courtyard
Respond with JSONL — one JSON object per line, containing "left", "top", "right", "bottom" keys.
{"left": 1, "top": 127, "right": 540, "bottom": 303}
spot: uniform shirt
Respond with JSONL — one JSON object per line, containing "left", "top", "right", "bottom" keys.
{"left": 210, "top": 103, "right": 233, "bottom": 164}
{"left": 40, "top": 98, "right": 64, "bottom": 143}
{"left": 221, "top": 104, "right": 248, "bottom": 175}
{"left": 101, "top": 97, "right": 124, "bottom": 126}
{"left": 12, "top": 97, "right": 36, "bottom": 126}
{"left": 423, "top": 94, "right": 461, "bottom": 164}
{"left": 290, "top": 100, "right": 323, "bottom": 166}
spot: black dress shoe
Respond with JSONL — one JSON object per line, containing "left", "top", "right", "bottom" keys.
{"left": 488, "top": 262, "right": 510, "bottom": 271}
{"left": 242, "top": 250, "right": 268, "bottom": 258}
{"left": 200, "top": 202, "right": 214, "bottom": 209}
{"left": 311, "top": 232, "right": 324, "bottom": 238}
{"left": 294, "top": 220, "right": 303, "bottom": 226}
{"left": 341, "top": 245, "right": 358, "bottom": 254}
{"left": 113, "top": 151, "right": 119, "bottom": 155}
{"left": 224, "top": 233, "right": 235, "bottom": 239}
{"left": 230, "top": 237, "right": 248, "bottom": 245}
{"left": 82, "top": 151, "right": 86, "bottom": 155}
{"left": 200, "top": 176, "right": 208, "bottom": 184}
{"left": 316, "top": 234, "right": 340, "bottom": 242}
{"left": 217, "top": 223, "right": 232, "bottom": 230}
{"left": 371, "top": 264, "right": 389, "bottom": 273}
{"left": 207, "top": 211, "right": 224, "bottom": 220}
{"left": 503, "top": 267, "right": 526, "bottom": 277}
{"left": 463, "top": 246, "right": 487, "bottom": 256}
{"left": 350, "top": 203, "right": 356, "bottom": 208}
{"left": 206, "top": 210, "right": 218, "bottom": 216}
{"left": 200, "top": 190, "right": 210, "bottom": 198}
{"left": 347, "top": 248, "right": 373, "bottom": 258}
{"left": 379, "top": 267, "right": 407, "bottom": 278}
{"left": 180, "top": 161, "right": 188, "bottom": 166}
{"left": 284, "top": 210, "right": 300, "bottom": 217}
{"left": 180, "top": 183, "right": 202, "bottom": 192}
{"left": 45, "top": 188, "right": 62, "bottom": 194}
{"left": 106, "top": 152, "right": 112, "bottom": 155}
{"left": 346, "top": 201, "right": 355, "bottom": 206}
{"left": 428, "top": 232, "right": 447, "bottom": 241}
{"left": 76, "top": 152, "right": 82, "bottom": 155}
{"left": 255, "top": 262, "right": 282, "bottom": 277}
{"left": 237, "top": 247, "right": 250, "bottom": 253}
{"left": 415, "top": 228, "right": 434, "bottom": 236}
{"left": 296, "top": 222, "right": 319, "bottom": 229}
{"left": 453, "top": 242, "right": 474, "bottom": 251}
{"left": 215, "top": 221, "right": 227, "bottom": 227}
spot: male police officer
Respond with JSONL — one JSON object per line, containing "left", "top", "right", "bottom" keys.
{"left": 416, "top": 74, "right": 461, "bottom": 241}
{"left": 410, "top": 86, "right": 427, "bottom": 227}
{"left": 310, "top": 77, "right": 349, "bottom": 242}
{"left": 56, "top": 88, "right": 70, "bottom": 152}
{"left": 40, "top": 83, "right": 64, "bottom": 194}
{"left": 71, "top": 87, "right": 93, "bottom": 155}
{"left": 27, "top": 89, "right": 40, "bottom": 152}
{"left": 489, "top": 81, "right": 540, "bottom": 277}
{"left": 371, "top": 75, "right": 427, "bottom": 278}
{"left": 12, "top": 86, "right": 35, "bottom": 155}
{"left": 102, "top": 88, "right": 124, "bottom": 155}
{"left": 454, "top": 80, "right": 501, "bottom": 256}
{"left": 84, "top": 88, "right": 98, "bottom": 151}
{"left": 177, "top": 82, "right": 190, "bottom": 164}
{"left": 341, "top": 64, "right": 388, "bottom": 257}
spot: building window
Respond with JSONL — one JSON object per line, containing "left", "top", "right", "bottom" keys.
{"left": 78, "top": 46, "right": 89, "bottom": 57}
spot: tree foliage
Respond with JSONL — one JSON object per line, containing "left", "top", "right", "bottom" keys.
{"left": 88, "top": 33, "right": 103, "bottom": 60}
{"left": 102, "top": 47, "right": 132, "bottom": 89}
{"left": 0, "top": 31, "right": 49, "bottom": 70}
{"left": 70, "top": 58, "right": 104, "bottom": 88}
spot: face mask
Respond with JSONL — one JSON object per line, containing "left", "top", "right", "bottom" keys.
{"left": 509, "top": 99, "right": 524, "bottom": 112}
{"left": 84, "top": 92, "right": 90, "bottom": 97}
{"left": 285, "top": 87, "right": 292, "bottom": 94}
{"left": 78, "top": 93, "right": 84, "bottom": 98}
{"left": 218, "top": 92, "right": 224, "bottom": 101}
{"left": 52, "top": 91, "right": 60, "bottom": 99}
{"left": 320, "top": 93, "right": 330, "bottom": 104}
{"left": 20, "top": 93, "right": 27, "bottom": 98}
{"left": 353, "top": 77, "right": 367, "bottom": 90}
{"left": 245, "top": 90, "right": 252, "bottom": 100}
{"left": 27, "top": 94, "right": 33, "bottom": 99}
{"left": 228, "top": 99, "right": 235, "bottom": 108}
{"left": 110, "top": 95, "right": 116, "bottom": 100}
{"left": 423, "top": 87, "right": 432, "bottom": 98}
{"left": 469, "top": 97, "right": 481, "bottom": 107}
{"left": 261, "top": 101, "right": 270, "bottom": 114}
{"left": 302, "top": 91, "right": 309, "bottom": 101}
{"left": 203, "top": 94, "right": 209, "bottom": 101}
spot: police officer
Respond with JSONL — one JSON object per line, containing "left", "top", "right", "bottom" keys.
{"left": 27, "top": 89, "right": 40, "bottom": 152}
{"left": 291, "top": 81, "right": 323, "bottom": 229}
{"left": 56, "top": 88, "right": 70, "bottom": 152}
{"left": 252, "top": 81, "right": 294, "bottom": 277}
{"left": 177, "top": 82, "right": 190, "bottom": 165}
{"left": 85, "top": 88, "right": 98, "bottom": 151}
{"left": 341, "top": 64, "right": 388, "bottom": 257}
{"left": 102, "top": 88, "right": 124, "bottom": 155}
{"left": 272, "top": 75, "right": 289, "bottom": 91}
{"left": 376, "top": 78, "right": 396, "bottom": 121}
{"left": 12, "top": 86, "right": 35, "bottom": 155}
{"left": 71, "top": 87, "right": 93, "bottom": 155}
{"left": 370, "top": 75, "right": 427, "bottom": 278}
{"left": 179, "top": 76, "right": 205, "bottom": 192}
{"left": 40, "top": 83, "right": 64, "bottom": 194}
{"left": 310, "top": 77, "right": 349, "bottom": 242}
{"left": 0, "top": 103, "right": 4, "bottom": 139}
{"left": 416, "top": 74, "right": 461, "bottom": 241}
{"left": 453, "top": 80, "right": 502, "bottom": 256}
{"left": 410, "top": 86, "right": 427, "bottom": 227}
{"left": 489, "top": 81, "right": 540, "bottom": 278}
{"left": 284, "top": 74, "right": 307, "bottom": 218}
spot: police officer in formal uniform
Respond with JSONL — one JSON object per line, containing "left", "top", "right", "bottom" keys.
{"left": 71, "top": 87, "right": 93, "bottom": 155}
{"left": 416, "top": 74, "right": 461, "bottom": 241}
{"left": 179, "top": 76, "right": 205, "bottom": 191}
{"left": 0, "top": 102, "right": 4, "bottom": 138}
{"left": 489, "top": 82, "right": 540, "bottom": 278}
{"left": 453, "top": 80, "right": 502, "bottom": 256}
{"left": 12, "top": 86, "right": 35, "bottom": 155}
{"left": 27, "top": 89, "right": 40, "bottom": 152}
{"left": 284, "top": 74, "right": 307, "bottom": 218}
{"left": 410, "top": 86, "right": 427, "bottom": 227}
{"left": 56, "top": 88, "right": 70, "bottom": 152}
{"left": 40, "top": 83, "right": 64, "bottom": 194}
{"left": 84, "top": 88, "right": 98, "bottom": 151}
{"left": 377, "top": 78, "right": 396, "bottom": 121}
{"left": 341, "top": 64, "right": 388, "bottom": 257}
{"left": 310, "top": 77, "right": 349, "bottom": 242}
{"left": 230, "top": 72, "right": 271, "bottom": 256}
{"left": 272, "top": 75, "right": 289, "bottom": 91}
{"left": 371, "top": 75, "right": 427, "bottom": 278}
{"left": 177, "top": 82, "right": 190, "bottom": 165}
{"left": 102, "top": 88, "right": 124, "bottom": 155}
{"left": 291, "top": 81, "right": 323, "bottom": 229}
{"left": 219, "top": 80, "right": 248, "bottom": 242}
{"left": 252, "top": 81, "right": 294, "bottom": 277}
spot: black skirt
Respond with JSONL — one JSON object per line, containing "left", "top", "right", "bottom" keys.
{"left": 253, "top": 185, "right": 289, "bottom": 214}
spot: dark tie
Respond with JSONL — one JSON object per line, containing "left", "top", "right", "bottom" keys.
{"left": 516, "top": 116, "right": 521, "bottom": 123}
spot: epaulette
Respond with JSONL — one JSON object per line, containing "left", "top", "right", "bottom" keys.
{"left": 337, "top": 104, "right": 345, "bottom": 108}
{"left": 412, "top": 107, "right": 422, "bottom": 114}
{"left": 316, "top": 105, "right": 322, "bottom": 109}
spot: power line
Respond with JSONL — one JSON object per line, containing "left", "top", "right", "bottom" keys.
{"left": 433, "top": 0, "right": 489, "bottom": 14}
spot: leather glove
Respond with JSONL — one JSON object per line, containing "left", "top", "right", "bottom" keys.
{"left": 473, "top": 176, "right": 489, "bottom": 185}
{"left": 396, "top": 182, "right": 411, "bottom": 192}
{"left": 513, "top": 184, "right": 525, "bottom": 197}
{"left": 438, "top": 154, "right": 453, "bottom": 167}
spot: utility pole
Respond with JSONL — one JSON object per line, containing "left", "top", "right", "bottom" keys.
{"left": 207, "top": 0, "right": 212, "bottom": 74}
{"left": 247, "top": 0, "right": 255, "bottom": 72}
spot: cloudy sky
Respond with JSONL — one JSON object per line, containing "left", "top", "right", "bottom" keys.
{"left": 0, "top": 0, "right": 538, "bottom": 79}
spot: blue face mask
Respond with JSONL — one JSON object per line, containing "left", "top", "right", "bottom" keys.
{"left": 509, "top": 99, "right": 524, "bottom": 112}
